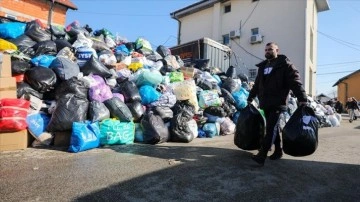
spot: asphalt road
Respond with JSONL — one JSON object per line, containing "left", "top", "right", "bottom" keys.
{"left": 1, "top": 115, "right": 359, "bottom": 202}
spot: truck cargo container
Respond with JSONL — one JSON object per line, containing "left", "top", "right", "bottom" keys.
{"left": 170, "top": 37, "right": 231, "bottom": 72}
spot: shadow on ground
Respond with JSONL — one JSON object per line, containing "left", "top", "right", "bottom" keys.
{"left": 73, "top": 143, "right": 360, "bottom": 201}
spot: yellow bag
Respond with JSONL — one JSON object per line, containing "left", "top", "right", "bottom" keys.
{"left": 0, "top": 39, "right": 17, "bottom": 51}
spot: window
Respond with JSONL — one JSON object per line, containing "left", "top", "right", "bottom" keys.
{"left": 249, "top": 69, "right": 257, "bottom": 80}
{"left": 224, "top": 4, "right": 231, "bottom": 13}
{"left": 5, "top": 14, "right": 17, "bottom": 20}
{"left": 251, "top": 28, "right": 259, "bottom": 35}
{"left": 223, "top": 34, "right": 230, "bottom": 45}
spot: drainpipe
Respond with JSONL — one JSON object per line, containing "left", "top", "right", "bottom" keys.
{"left": 171, "top": 13, "right": 181, "bottom": 45}
{"left": 48, "top": 0, "right": 55, "bottom": 28}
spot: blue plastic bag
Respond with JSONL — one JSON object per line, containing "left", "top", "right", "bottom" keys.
{"left": 202, "top": 123, "right": 218, "bottom": 138}
{"left": 139, "top": 85, "right": 161, "bottom": 105}
{"left": 0, "top": 22, "right": 26, "bottom": 39}
{"left": 232, "top": 88, "right": 249, "bottom": 110}
{"left": 31, "top": 55, "right": 56, "bottom": 68}
{"left": 69, "top": 121, "right": 100, "bottom": 153}
{"left": 26, "top": 113, "right": 50, "bottom": 138}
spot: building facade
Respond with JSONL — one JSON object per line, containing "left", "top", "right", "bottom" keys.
{"left": 0, "top": 0, "right": 77, "bottom": 26}
{"left": 171, "top": 0, "right": 329, "bottom": 97}
{"left": 333, "top": 70, "right": 360, "bottom": 104}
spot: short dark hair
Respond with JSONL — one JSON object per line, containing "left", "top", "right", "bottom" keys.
{"left": 266, "top": 42, "right": 278, "bottom": 46}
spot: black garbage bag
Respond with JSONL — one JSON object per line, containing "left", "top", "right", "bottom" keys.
{"left": 156, "top": 45, "right": 170, "bottom": 58}
{"left": 32, "top": 40, "right": 57, "bottom": 56}
{"left": 50, "top": 57, "right": 80, "bottom": 81}
{"left": 92, "top": 39, "right": 111, "bottom": 52}
{"left": 8, "top": 34, "right": 37, "bottom": 48}
{"left": 234, "top": 104, "right": 266, "bottom": 150}
{"left": 16, "top": 46, "right": 36, "bottom": 58}
{"left": 50, "top": 25, "right": 66, "bottom": 39}
{"left": 225, "top": 66, "right": 238, "bottom": 79}
{"left": 193, "top": 59, "right": 210, "bottom": 71}
{"left": 103, "top": 97, "right": 133, "bottom": 122}
{"left": 16, "top": 82, "right": 43, "bottom": 99}
{"left": 47, "top": 94, "right": 89, "bottom": 132}
{"left": 55, "top": 77, "right": 88, "bottom": 100}
{"left": 81, "top": 55, "right": 112, "bottom": 78}
{"left": 154, "top": 106, "right": 173, "bottom": 121}
{"left": 54, "top": 39, "right": 72, "bottom": 51}
{"left": 140, "top": 111, "right": 169, "bottom": 144}
{"left": 197, "top": 79, "right": 213, "bottom": 90}
{"left": 11, "top": 58, "right": 31, "bottom": 75}
{"left": 170, "top": 100, "right": 195, "bottom": 143}
{"left": 238, "top": 73, "right": 249, "bottom": 83}
{"left": 282, "top": 105, "right": 319, "bottom": 157}
{"left": 222, "top": 78, "right": 240, "bottom": 94}
{"left": 25, "top": 22, "right": 51, "bottom": 42}
{"left": 88, "top": 100, "right": 110, "bottom": 122}
{"left": 204, "top": 106, "right": 227, "bottom": 117}
{"left": 220, "top": 88, "right": 236, "bottom": 105}
{"left": 24, "top": 67, "right": 57, "bottom": 93}
{"left": 118, "top": 80, "right": 142, "bottom": 103}
{"left": 126, "top": 101, "right": 145, "bottom": 122}
{"left": 222, "top": 101, "right": 237, "bottom": 117}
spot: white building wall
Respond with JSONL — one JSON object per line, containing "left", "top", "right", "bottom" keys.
{"left": 177, "top": 0, "right": 320, "bottom": 96}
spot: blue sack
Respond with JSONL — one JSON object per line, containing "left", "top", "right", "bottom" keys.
{"left": 26, "top": 113, "right": 50, "bottom": 138}
{"left": 0, "top": 22, "right": 26, "bottom": 39}
{"left": 69, "top": 121, "right": 100, "bottom": 153}
{"left": 31, "top": 55, "right": 56, "bottom": 68}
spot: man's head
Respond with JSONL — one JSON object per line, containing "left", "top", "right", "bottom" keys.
{"left": 265, "top": 42, "right": 279, "bottom": 60}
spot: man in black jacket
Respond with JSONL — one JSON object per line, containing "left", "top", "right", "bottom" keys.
{"left": 247, "top": 42, "right": 308, "bottom": 166}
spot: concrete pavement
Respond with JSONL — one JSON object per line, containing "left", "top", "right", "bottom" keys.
{"left": 0, "top": 115, "right": 359, "bottom": 202}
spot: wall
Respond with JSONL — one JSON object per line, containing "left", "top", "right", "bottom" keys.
{"left": 0, "top": 0, "right": 67, "bottom": 26}
{"left": 337, "top": 73, "right": 360, "bottom": 104}
{"left": 177, "top": 0, "right": 320, "bottom": 96}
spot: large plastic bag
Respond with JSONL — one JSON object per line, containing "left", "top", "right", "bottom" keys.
{"left": 0, "top": 39, "right": 17, "bottom": 51}
{"left": 55, "top": 77, "right": 88, "bottom": 100}
{"left": 31, "top": 55, "right": 56, "bottom": 68}
{"left": 232, "top": 88, "right": 249, "bottom": 110}
{"left": 0, "top": 22, "right": 26, "bottom": 39}
{"left": 69, "top": 121, "right": 100, "bottom": 153}
{"left": 88, "top": 101, "right": 110, "bottom": 122}
{"left": 50, "top": 57, "right": 80, "bottom": 80}
{"left": 126, "top": 101, "right": 145, "bottom": 122}
{"left": 282, "top": 105, "right": 319, "bottom": 156}
{"left": 172, "top": 79, "right": 199, "bottom": 112}
{"left": 141, "top": 111, "right": 169, "bottom": 144}
{"left": 139, "top": 85, "right": 161, "bottom": 105}
{"left": 81, "top": 55, "right": 112, "bottom": 78}
{"left": 26, "top": 113, "right": 51, "bottom": 144}
{"left": 99, "top": 119, "right": 135, "bottom": 145}
{"left": 234, "top": 104, "right": 266, "bottom": 150}
{"left": 198, "top": 90, "right": 222, "bottom": 109}
{"left": 103, "top": 97, "right": 133, "bottom": 122}
{"left": 32, "top": 40, "right": 57, "bottom": 56}
{"left": 46, "top": 94, "right": 89, "bottom": 132}
{"left": 11, "top": 58, "right": 31, "bottom": 75}
{"left": 0, "top": 98, "right": 30, "bottom": 132}
{"left": 170, "top": 100, "right": 195, "bottom": 143}
{"left": 24, "top": 67, "right": 57, "bottom": 93}
{"left": 118, "top": 81, "right": 142, "bottom": 103}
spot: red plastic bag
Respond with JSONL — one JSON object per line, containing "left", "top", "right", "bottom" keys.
{"left": 0, "top": 98, "right": 30, "bottom": 132}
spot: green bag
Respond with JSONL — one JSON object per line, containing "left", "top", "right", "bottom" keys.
{"left": 99, "top": 119, "right": 135, "bottom": 145}
{"left": 169, "top": 72, "right": 184, "bottom": 83}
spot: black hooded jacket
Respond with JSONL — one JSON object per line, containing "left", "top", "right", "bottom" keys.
{"left": 247, "top": 55, "right": 307, "bottom": 110}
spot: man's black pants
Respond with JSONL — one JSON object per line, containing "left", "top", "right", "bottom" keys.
{"left": 261, "top": 108, "right": 282, "bottom": 155}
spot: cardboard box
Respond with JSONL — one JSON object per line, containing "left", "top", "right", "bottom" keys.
{"left": 0, "top": 77, "right": 17, "bottom": 99}
{"left": 0, "top": 53, "right": 12, "bottom": 78}
{"left": 0, "top": 130, "right": 28, "bottom": 151}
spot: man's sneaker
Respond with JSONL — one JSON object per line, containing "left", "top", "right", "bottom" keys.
{"left": 349, "top": 119, "right": 353, "bottom": 123}
{"left": 269, "top": 151, "right": 283, "bottom": 160}
{"left": 251, "top": 154, "right": 266, "bottom": 166}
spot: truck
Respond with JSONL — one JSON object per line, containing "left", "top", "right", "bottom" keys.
{"left": 169, "top": 37, "right": 232, "bottom": 72}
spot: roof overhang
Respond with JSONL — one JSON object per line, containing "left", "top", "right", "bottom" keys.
{"left": 170, "top": 0, "right": 229, "bottom": 19}
{"left": 315, "top": 0, "right": 330, "bottom": 12}
{"left": 332, "top": 69, "right": 360, "bottom": 87}
{"left": 51, "top": 0, "right": 78, "bottom": 10}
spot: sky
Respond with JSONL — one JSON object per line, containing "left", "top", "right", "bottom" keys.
{"left": 66, "top": 0, "right": 360, "bottom": 97}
